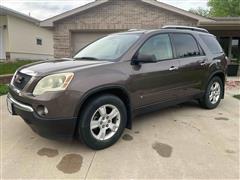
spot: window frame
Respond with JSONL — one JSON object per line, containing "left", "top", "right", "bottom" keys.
{"left": 134, "top": 33, "right": 175, "bottom": 62}
{"left": 170, "top": 32, "right": 205, "bottom": 59}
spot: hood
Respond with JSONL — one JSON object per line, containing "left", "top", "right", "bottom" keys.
{"left": 19, "top": 59, "right": 112, "bottom": 76}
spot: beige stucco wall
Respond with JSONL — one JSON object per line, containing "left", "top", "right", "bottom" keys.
{"left": 6, "top": 15, "right": 54, "bottom": 60}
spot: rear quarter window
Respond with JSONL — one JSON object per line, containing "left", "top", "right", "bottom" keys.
{"left": 200, "top": 34, "right": 223, "bottom": 54}
{"left": 171, "top": 33, "right": 201, "bottom": 58}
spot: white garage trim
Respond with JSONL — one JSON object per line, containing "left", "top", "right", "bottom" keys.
{"left": 0, "top": 27, "right": 5, "bottom": 60}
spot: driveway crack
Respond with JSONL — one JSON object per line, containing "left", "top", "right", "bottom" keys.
{"left": 84, "top": 151, "right": 96, "bottom": 180}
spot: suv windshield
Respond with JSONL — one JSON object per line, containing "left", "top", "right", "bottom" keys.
{"left": 74, "top": 34, "right": 141, "bottom": 61}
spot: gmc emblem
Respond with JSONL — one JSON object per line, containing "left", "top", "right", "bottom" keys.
{"left": 15, "top": 74, "right": 24, "bottom": 84}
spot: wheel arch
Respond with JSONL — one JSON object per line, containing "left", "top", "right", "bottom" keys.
{"left": 74, "top": 85, "right": 132, "bottom": 136}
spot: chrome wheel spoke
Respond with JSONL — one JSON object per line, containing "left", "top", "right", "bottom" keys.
{"left": 109, "top": 123, "right": 118, "bottom": 132}
{"left": 99, "top": 106, "right": 106, "bottom": 116}
{"left": 211, "top": 86, "right": 215, "bottom": 91}
{"left": 214, "top": 83, "right": 220, "bottom": 90}
{"left": 91, "top": 120, "right": 99, "bottom": 130}
{"left": 213, "top": 96, "right": 216, "bottom": 103}
{"left": 97, "top": 128, "right": 107, "bottom": 140}
{"left": 109, "top": 108, "right": 119, "bottom": 120}
{"left": 209, "top": 92, "right": 213, "bottom": 99}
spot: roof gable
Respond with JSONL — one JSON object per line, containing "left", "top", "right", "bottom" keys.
{"left": 142, "top": 0, "right": 211, "bottom": 21}
{"left": 0, "top": 5, "right": 39, "bottom": 24}
{"left": 40, "top": 0, "right": 212, "bottom": 27}
{"left": 40, "top": 0, "right": 108, "bottom": 27}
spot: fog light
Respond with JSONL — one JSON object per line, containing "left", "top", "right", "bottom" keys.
{"left": 36, "top": 105, "right": 48, "bottom": 116}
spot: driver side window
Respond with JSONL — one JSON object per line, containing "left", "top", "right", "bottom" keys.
{"left": 139, "top": 34, "right": 173, "bottom": 61}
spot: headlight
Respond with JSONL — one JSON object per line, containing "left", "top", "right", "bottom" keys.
{"left": 33, "top": 73, "right": 74, "bottom": 96}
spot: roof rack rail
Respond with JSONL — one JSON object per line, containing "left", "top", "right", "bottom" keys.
{"left": 162, "top": 25, "right": 209, "bottom": 33}
{"left": 128, "top": 29, "right": 145, "bottom": 32}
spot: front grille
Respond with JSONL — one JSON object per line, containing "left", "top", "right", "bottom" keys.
{"left": 13, "top": 71, "right": 32, "bottom": 90}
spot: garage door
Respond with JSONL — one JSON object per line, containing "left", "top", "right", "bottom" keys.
{"left": 71, "top": 32, "right": 113, "bottom": 55}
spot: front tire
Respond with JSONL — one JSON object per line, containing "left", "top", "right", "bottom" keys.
{"left": 78, "top": 94, "right": 127, "bottom": 150}
{"left": 199, "top": 76, "right": 223, "bottom": 109}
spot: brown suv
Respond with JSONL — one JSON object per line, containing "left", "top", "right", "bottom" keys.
{"left": 7, "top": 26, "right": 228, "bottom": 150}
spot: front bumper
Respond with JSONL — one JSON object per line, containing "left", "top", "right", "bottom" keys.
{"left": 7, "top": 94, "right": 78, "bottom": 139}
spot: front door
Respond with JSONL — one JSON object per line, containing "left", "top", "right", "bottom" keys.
{"left": 130, "top": 34, "right": 181, "bottom": 108}
{"left": 0, "top": 27, "right": 5, "bottom": 60}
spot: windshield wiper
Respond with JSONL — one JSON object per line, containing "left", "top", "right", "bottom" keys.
{"left": 74, "top": 57, "right": 99, "bottom": 60}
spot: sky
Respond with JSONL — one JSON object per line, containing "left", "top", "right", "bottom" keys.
{"left": 1, "top": 0, "right": 209, "bottom": 21}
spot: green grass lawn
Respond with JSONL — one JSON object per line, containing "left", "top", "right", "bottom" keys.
{"left": 0, "top": 84, "right": 9, "bottom": 96}
{"left": 0, "top": 60, "right": 35, "bottom": 75}
{"left": 233, "top": 94, "right": 240, "bottom": 100}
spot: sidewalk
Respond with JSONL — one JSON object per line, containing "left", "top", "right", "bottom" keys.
{"left": 226, "top": 76, "right": 240, "bottom": 96}
{"left": 227, "top": 76, "right": 240, "bottom": 82}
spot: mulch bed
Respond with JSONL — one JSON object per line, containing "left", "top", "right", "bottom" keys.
{"left": 0, "top": 74, "right": 13, "bottom": 84}
{"left": 226, "top": 80, "right": 240, "bottom": 90}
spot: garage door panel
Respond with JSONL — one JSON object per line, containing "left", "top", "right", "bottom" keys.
{"left": 72, "top": 32, "right": 112, "bottom": 55}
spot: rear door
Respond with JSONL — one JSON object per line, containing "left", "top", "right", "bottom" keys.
{"left": 130, "top": 34, "right": 181, "bottom": 108}
{"left": 170, "top": 33, "right": 207, "bottom": 97}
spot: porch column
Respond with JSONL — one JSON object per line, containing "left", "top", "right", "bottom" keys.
{"left": 228, "top": 37, "right": 232, "bottom": 60}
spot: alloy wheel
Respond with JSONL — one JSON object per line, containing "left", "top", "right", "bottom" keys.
{"left": 209, "top": 82, "right": 221, "bottom": 104}
{"left": 90, "top": 104, "right": 121, "bottom": 141}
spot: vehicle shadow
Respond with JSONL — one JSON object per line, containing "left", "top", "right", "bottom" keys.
{"left": 133, "top": 100, "right": 200, "bottom": 122}
{"left": 45, "top": 100, "right": 201, "bottom": 150}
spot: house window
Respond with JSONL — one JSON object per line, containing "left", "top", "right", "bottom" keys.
{"left": 36, "top": 38, "right": 42, "bottom": 45}
{"left": 219, "top": 37, "right": 240, "bottom": 61}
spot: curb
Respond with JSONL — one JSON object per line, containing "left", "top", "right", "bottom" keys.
{"left": 0, "top": 74, "right": 13, "bottom": 84}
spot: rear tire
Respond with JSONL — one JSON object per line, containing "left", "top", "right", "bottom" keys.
{"left": 78, "top": 94, "right": 127, "bottom": 150}
{"left": 199, "top": 76, "right": 223, "bottom": 109}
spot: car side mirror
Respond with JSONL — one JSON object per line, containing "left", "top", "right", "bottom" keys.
{"left": 132, "top": 53, "right": 157, "bottom": 65}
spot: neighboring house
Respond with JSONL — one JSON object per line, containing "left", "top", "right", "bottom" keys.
{"left": 40, "top": 0, "right": 239, "bottom": 61}
{"left": 0, "top": 5, "right": 54, "bottom": 61}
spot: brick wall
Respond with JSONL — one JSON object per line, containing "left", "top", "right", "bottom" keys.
{"left": 54, "top": 0, "right": 198, "bottom": 58}
{"left": 0, "top": 75, "right": 13, "bottom": 84}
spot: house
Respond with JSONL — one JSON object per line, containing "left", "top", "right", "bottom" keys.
{"left": 0, "top": 5, "right": 54, "bottom": 61}
{"left": 199, "top": 17, "right": 240, "bottom": 61}
{"left": 40, "top": 0, "right": 239, "bottom": 61}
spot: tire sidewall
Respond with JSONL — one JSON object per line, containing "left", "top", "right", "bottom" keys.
{"left": 78, "top": 95, "right": 127, "bottom": 150}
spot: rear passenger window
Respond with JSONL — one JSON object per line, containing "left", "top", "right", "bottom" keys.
{"left": 172, "top": 34, "right": 201, "bottom": 58}
{"left": 200, "top": 34, "right": 223, "bottom": 54}
{"left": 138, "top": 34, "right": 173, "bottom": 61}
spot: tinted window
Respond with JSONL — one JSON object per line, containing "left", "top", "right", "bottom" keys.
{"left": 139, "top": 34, "right": 173, "bottom": 61}
{"left": 172, "top": 34, "right": 200, "bottom": 58}
{"left": 200, "top": 34, "right": 223, "bottom": 54}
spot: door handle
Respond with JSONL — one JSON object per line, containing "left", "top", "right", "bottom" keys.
{"left": 200, "top": 59, "right": 207, "bottom": 66}
{"left": 169, "top": 66, "right": 178, "bottom": 71}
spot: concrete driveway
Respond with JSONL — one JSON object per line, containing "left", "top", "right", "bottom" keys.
{"left": 1, "top": 88, "right": 239, "bottom": 179}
